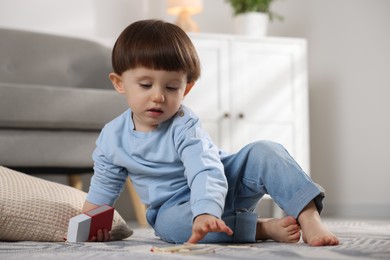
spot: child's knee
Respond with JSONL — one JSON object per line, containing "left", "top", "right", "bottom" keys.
{"left": 247, "top": 140, "right": 286, "bottom": 161}
{"left": 154, "top": 206, "right": 193, "bottom": 243}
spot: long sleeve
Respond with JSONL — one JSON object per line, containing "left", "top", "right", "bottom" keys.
{"left": 86, "top": 128, "right": 128, "bottom": 206}
{"left": 174, "top": 110, "right": 228, "bottom": 220}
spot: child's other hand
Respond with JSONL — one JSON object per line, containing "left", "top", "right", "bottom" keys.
{"left": 88, "top": 229, "right": 110, "bottom": 242}
{"left": 187, "top": 214, "right": 233, "bottom": 244}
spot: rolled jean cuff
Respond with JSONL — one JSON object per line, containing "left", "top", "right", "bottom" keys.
{"left": 233, "top": 210, "right": 257, "bottom": 243}
{"left": 284, "top": 182, "right": 325, "bottom": 219}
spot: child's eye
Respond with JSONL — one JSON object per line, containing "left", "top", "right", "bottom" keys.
{"left": 139, "top": 83, "right": 152, "bottom": 89}
{"left": 166, "top": 86, "right": 179, "bottom": 91}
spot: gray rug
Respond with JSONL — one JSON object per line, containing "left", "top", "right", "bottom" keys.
{"left": 1, "top": 219, "right": 390, "bottom": 260}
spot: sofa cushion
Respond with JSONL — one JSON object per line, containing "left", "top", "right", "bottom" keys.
{"left": 0, "top": 83, "right": 128, "bottom": 130}
{"left": 0, "top": 166, "right": 133, "bottom": 242}
{"left": 0, "top": 28, "right": 112, "bottom": 89}
{"left": 0, "top": 130, "right": 98, "bottom": 167}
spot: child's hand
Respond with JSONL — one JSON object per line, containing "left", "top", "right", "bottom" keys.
{"left": 88, "top": 229, "right": 110, "bottom": 242}
{"left": 187, "top": 214, "right": 233, "bottom": 243}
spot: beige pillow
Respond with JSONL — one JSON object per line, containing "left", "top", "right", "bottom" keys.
{"left": 0, "top": 166, "right": 133, "bottom": 242}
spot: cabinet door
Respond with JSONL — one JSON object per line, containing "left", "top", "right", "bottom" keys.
{"left": 230, "top": 39, "right": 309, "bottom": 172}
{"left": 184, "top": 38, "right": 230, "bottom": 149}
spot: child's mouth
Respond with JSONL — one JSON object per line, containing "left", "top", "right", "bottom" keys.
{"left": 147, "top": 108, "right": 163, "bottom": 117}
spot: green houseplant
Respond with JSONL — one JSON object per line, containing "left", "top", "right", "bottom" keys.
{"left": 226, "top": 0, "right": 282, "bottom": 21}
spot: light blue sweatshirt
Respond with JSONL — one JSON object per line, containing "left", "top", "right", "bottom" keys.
{"left": 86, "top": 105, "right": 228, "bottom": 220}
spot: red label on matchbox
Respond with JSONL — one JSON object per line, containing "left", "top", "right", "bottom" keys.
{"left": 67, "top": 205, "right": 114, "bottom": 242}
{"left": 85, "top": 204, "right": 114, "bottom": 240}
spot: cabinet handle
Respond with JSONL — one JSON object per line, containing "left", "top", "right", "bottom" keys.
{"left": 238, "top": 113, "right": 245, "bottom": 119}
{"left": 223, "top": 112, "right": 230, "bottom": 118}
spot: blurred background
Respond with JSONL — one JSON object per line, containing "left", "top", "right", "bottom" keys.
{"left": 1, "top": 0, "right": 389, "bottom": 221}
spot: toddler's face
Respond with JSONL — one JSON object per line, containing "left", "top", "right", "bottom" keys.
{"left": 110, "top": 67, "right": 191, "bottom": 132}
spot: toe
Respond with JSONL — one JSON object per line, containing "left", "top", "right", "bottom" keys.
{"left": 282, "top": 216, "right": 297, "bottom": 227}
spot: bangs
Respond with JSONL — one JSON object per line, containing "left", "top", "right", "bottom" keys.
{"left": 129, "top": 34, "right": 191, "bottom": 72}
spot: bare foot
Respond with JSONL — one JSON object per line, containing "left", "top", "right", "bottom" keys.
{"left": 256, "top": 216, "right": 301, "bottom": 243}
{"left": 298, "top": 201, "right": 339, "bottom": 246}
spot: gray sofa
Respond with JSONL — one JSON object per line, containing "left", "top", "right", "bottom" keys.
{"left": 0, "top": 28, "right": 128, "bottom": 183}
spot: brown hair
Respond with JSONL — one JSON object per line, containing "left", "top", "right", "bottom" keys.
{"left": 112, "top": 19, "right": 200, "bottom": 83}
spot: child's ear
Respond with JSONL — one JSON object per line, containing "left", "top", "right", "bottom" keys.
{"left": 184, "top": 82, "right": 195, "bottom": 97}
{"left": 109, "top": 73, "right": 125, "bottom": 94}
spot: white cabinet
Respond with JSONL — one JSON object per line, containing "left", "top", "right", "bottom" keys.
{"left": 184, "top": 34, "right": 310, "bottom": 174}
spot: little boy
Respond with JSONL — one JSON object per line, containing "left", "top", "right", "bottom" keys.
{"left": 83, "top": 19, "right": 339, "bottom": 246}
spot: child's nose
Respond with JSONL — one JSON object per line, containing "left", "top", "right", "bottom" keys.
{"left": 152, "top": 91, "right": 165, "bottom": 103}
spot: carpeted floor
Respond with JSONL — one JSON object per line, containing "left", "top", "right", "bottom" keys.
{"left": 1, "top": 219, "right": 390, "bottom": 260}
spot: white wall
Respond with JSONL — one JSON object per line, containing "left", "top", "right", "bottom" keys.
{"left": 2, "top": 0, "right": 389, "bottom": 219}
{"left": 266, "top": 0, "right": 390, "bottom": 219}
{"left": 0, "top": 0, "right": 148, "bottom": 45}
{"left": 0, "top": 0, "right": 95, "bottom": 37}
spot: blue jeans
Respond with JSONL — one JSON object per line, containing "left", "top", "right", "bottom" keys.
{"left": 146, "top": 141, "right": 324, "bottom": 244}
